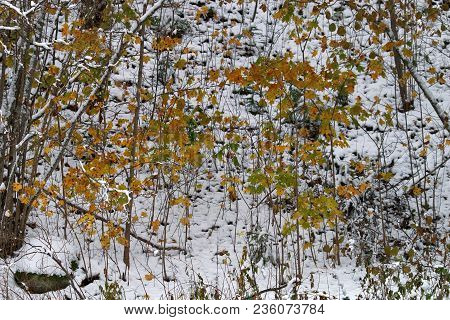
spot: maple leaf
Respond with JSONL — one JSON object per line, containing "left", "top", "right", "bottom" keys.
{"left": 151, "top": 220, "right": 161, "bottom": 232}
{"left": 180, "top": 217, "right": 190, "bottom": 226}
{"left": 144, "top": 273, "right": 155, "bottom": 281}
{"left": 12, "top": 182, "right": 22, "bottom": 192}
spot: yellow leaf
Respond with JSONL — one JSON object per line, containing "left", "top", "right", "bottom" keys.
{"left": 304, "top": 90, "right": 316, "bottom": 100}
{"left": 43, "top": 146, "right": 52, "bottom": 155}
{"left": 380, "top": 172, "right": 394, "bottom": 181}
{"left": 45, "top": 210, "right": 54, "bottom": 217}
{"left": 151, "top": 220, "right": 160, "bottom": 232}
{"left": 242, "top": 29, "right": 253, "bottom": 38}
{"left": 226, "top": 68, "right": 243, "bottom": 83}
{"left": 48, "top": 65, "right": 59, "bottom": 76}
{"left": 276, "top": 187, "right": 284, "bottom": 196}
{"left": 100, "top": 234, "right": 110, "bottom": 250}
{"left": 359, "top": 182, "right": 370, "bottom": 193}
{"left": 62, "top": 23, "right": 69, "bottom": 37}
{"left": 208, "top": 69, "right": 220, "bottom": 82}
{"left": 180, "top": 217, "right": 190, "bottom": 226}
{"left": 12, "top": 182, "right": 22, "bottom": 192}
{"left": 411, "top": 186, "right": 422, "bottom": 196}
{"left": 174, "top": 59, "right": 187, "bottom": 69}
{"left": 228, "top": 186, "right": 237, "bottom": 202}
{"left": 144, "top": 273, "right": 155, "bottom": 281}
{"left": 275, "top": 145, "right": 288, "bottom": 153}
{"left": 19, "top": 195, "right": 30, "bottom": 204}
{"left": 141, "top": 211, "right": 148, "bottom": 218}
{"left": 419, "top": 147, "right": 428, "bottom": 158}
{"left": 382, "top": 41, "right": 395, "bottom": 52}
{"left": 117, "top": 236, "right": 129, "bottom": 246}
{"left": 211, "top": 95, "right": 218, "bottom": 105}
{"left": 354, "top": 161, "right": 365, "bottom": 173}
{"left": 229, "top": 37, "right": 241, "bottom": 46}
{"left": 402, "top": 48, "right": 413, "bottom": 58}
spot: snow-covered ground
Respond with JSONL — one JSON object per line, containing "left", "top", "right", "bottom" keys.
{"left": 1, "top": 0, "right": 449, "bottom": 300}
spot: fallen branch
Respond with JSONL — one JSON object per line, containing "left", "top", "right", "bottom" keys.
{"left": 387, "top": 156, "right": 450, "bottom": 192}
{"left": 42, "top": 189, "right": 186, "bottom": 253}
{"left": 245, "top": 279, "right": 301, "bottom": 300}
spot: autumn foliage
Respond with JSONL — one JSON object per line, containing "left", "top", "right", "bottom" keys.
{"left": 0, "top": 0, "right": 448, "bottom": 299}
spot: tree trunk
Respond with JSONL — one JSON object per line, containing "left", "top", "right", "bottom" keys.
{"left": 388, "top": 0, "right": 412, "bottom": 112}
{"left": 123, "top": 2, "right": 147, "bottom": 280}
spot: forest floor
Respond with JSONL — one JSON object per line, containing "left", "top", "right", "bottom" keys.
{"left": 1, "top": 0, "right": 449, "bottom": 299}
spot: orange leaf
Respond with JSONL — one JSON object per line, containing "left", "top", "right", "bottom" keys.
{"left": 151, "top": 220, "right": 160, "bottom": 232}
{"left": 12, "top": 182, "right": 22, "bottom": 192}
{"left": 144, "top": 273, "right": 155, "bottom": 281}
{"left": 180, "top": 217, "right": 190, "bottom": 226}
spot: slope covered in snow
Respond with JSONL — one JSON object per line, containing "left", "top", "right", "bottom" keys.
{"left": 0, "top": 0, "right": 449, "bottom": 300}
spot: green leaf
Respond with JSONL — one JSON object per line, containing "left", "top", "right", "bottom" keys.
{"left": 232, "top": 156, "right": 240, "bottom": 167}
{"left": 117, "top": 193, "right": 129, "bottom": 205}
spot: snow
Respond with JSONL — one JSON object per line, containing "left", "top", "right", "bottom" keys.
{"left": 1, "top": 0, "right": 449, "bottom": 300}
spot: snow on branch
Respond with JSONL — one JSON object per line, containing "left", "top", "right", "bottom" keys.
{"left": 0, "top": 25, "right": 20, "bottom": 31}
{"left": 0, "top": 0, "right": 42, "bottom": 18}
{"left": 32, "top": 41, "right": 52, "bottom": 50}
{"left": 133, "top": 0, "right": 166, "bottom": 34}
{"left": 0, "top": 0, "right": 27, "bottom": 18}
{"left": 29, "top": 0, "right": 167, "bottom": 205}
{"left": 78, "top": 160, "right": 131, "bottom": 206}
{"left": 16, "top": 132, "right": 38, "bottom": 150}
{"left": 385, "top": 28, "right": 449, "bottom": 133}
